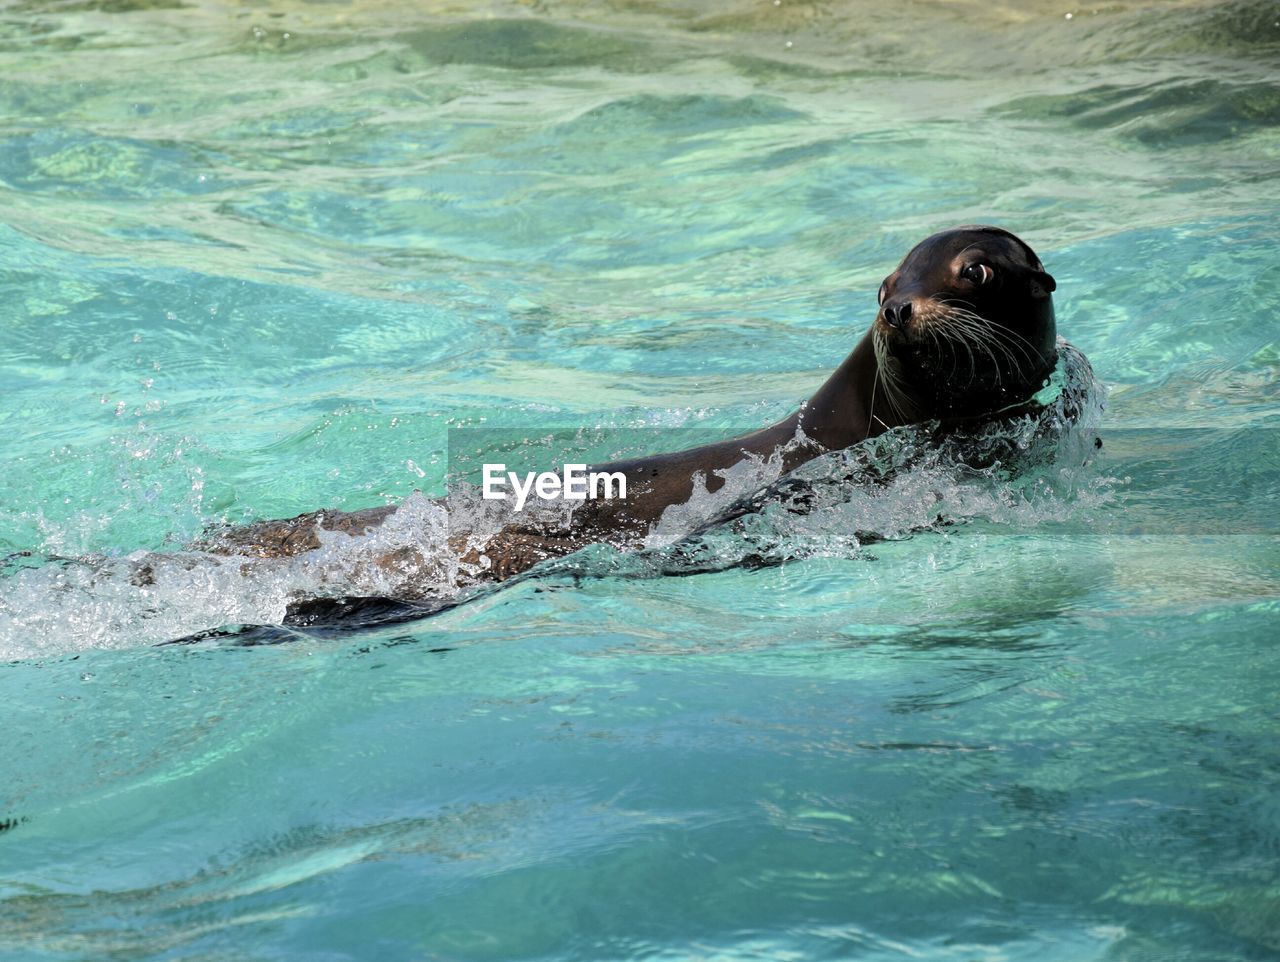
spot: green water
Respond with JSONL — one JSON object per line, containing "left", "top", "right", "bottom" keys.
{"left": 1, "top": 1, "right": 1278, "bottom": 959}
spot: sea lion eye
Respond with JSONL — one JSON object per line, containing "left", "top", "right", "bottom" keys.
{"left": 961, "top": 263, "right": 993, "bottom": 285}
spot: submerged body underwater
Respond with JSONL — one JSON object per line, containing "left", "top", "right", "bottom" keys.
{"left": 1, "top": 1, "right": 1278, "bottom": 960}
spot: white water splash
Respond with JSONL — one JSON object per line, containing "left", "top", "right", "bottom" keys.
{"left": 0, "top": 343, "right": 1107, "bottom": 658}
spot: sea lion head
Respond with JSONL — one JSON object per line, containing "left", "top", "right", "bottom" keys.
{"left": 873, "top": 225, "right": 1058, "bottom": 419}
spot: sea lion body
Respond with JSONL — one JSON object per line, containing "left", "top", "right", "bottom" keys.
{"left": 198, "top": 226, "right": 1061, "bottom": 602}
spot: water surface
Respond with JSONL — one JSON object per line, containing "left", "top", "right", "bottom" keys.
{"left": 1, "top": 1, "right": 1277, "bottom": 959}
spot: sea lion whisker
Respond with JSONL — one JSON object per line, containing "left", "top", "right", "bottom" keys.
{"left": 875, "top": 339, "right": 914, "bottom": 423}
{"left": 938, "top": 301, "right": 1043, "bottom": 365}
{"left": 938, "top": 296, "right": 981, "bottom": 313}
{"left": 933, "top": 315, "right": 1016, "bottom": 388}
{"left": 953, "top": 318, "right": 1035, "bottom": 381}
{"left": 942, "top": 316, "right": 1014, "bottom": 370}
{"left": 871, "top": 328, "right": 908, "bottom": 427}
{"left": 935, "top": 311, "right": 1030, "bottom": 384}
{"left": 949, "top": 321, "right": 1022, "bottom": 386}
{"left": 869, "top": 330, "right": 889, "bottom": 430}
{"left": 925, "top": 326, "right": 960, "bottom": 384}
{"left": 876, "top": 360, "right": 908, "bottom": 423}
{"left": 929, "top": 325, "right": 961, "bottom": 383}
{"left": 936, "top": 319, "right": 982, "bottom": 387}
{"left": 982, "top": 318, "right": 1047, "bottom": 362}
{"left": 981, "top": 332, "right": 1032, "bottom": 382}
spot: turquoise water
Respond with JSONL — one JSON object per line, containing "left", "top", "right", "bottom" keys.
{"left": 1, "top": 0, "right": 1278, "bottom": 958}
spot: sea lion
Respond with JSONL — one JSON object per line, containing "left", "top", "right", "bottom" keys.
{"left": 198, "top": 225, "right": 1061, "bottom": 616}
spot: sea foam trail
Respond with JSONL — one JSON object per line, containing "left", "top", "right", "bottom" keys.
{"left": 0, "top": 343, "right": 1105, "bottom": 658}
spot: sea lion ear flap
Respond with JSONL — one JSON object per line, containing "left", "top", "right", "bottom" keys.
{"left": 1028, "top": 269, "right": 1056, "bottom": 299}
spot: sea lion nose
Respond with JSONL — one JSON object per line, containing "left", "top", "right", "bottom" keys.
{"left": 881, "top": 297, "right": 913, "bottom": 329}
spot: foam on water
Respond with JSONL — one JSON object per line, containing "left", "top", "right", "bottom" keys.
{"left": 0, "top": 493, "right": 452, "bottom": 653}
